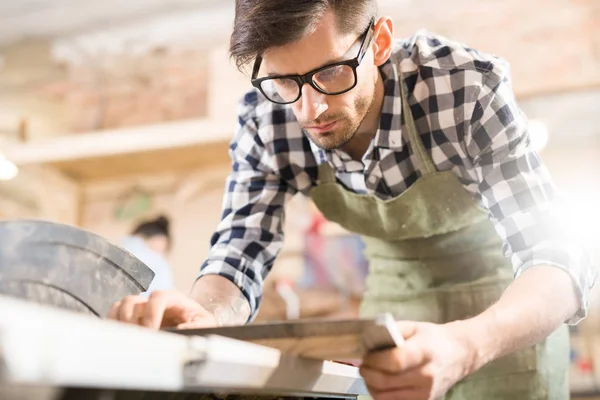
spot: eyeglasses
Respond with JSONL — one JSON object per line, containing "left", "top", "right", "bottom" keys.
{"left": 250, "top": 20, "right": 374, "bottom": 105}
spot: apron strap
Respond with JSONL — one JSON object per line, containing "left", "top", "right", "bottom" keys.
{"left": 317, "top": 162, "right": 337, "bottom": 184}
{"left": 398, "top": 71, "right": 437, "bottom": 176}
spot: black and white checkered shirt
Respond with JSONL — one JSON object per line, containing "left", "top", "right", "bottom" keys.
{"left": 198, "top": 31, "right": 597, "bottom": 323}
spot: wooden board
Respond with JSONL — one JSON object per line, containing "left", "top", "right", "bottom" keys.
{"left": 4, "top": 117, "right": 233, "bottom": 183}
{"left": 0, "top": 295, "right": 369, "bottom": 397}
{"left": 169, "top": 313, "right": 403, "bottom": 361}
{"left": 50, "top": 141, "right": 231, "bottom": 182}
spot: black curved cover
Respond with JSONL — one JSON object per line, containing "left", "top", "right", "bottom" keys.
{"left": 0, "top": 219, "right": 154, "bottom": 317}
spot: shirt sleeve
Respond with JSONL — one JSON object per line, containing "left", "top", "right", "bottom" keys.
{"left": 466, "top": 60, "right": 598, "bottom": 325}
{"left": 197, "top": 96, "right": 298, "bottom": 321}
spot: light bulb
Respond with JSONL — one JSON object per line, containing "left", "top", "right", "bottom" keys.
{"left": 0, "top": 156, "right": 18, "bottom": 180}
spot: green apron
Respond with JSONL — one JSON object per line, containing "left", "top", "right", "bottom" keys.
{"left": 308, "top": 71, "right": 570, "bottom": 399}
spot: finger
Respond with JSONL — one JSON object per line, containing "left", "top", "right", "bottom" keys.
{"left": 161, "top": 293, "right": 216, "bottom": 325}
{"left": 362, "top": 344, "right": 427, "bottom": 373}
{"left": 106, "top": 301, "right": 122, "bottom": 320}
{"left": 360, "top": 364, "right": 433, "bottom": 392}
{"left": 132, "top": 302, "right": 147, "bottom": 325}
{"left": 144, "top": 291, "right": 170, "bottom": 329}
{"left": 368, "top": 386, "right": 430, "bottom": 400}
{"left": 118, "top": 296, "right": 147, "bottom": 323}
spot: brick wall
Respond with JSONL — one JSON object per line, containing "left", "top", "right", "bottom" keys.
{"left": 39, "top": 47, "right": 210, "bottom": 133}
{"left": 385, "top": 0, "right": 600, "bottom": 97}
{"left": 0, "top": 41, "right": 211, "bottom": 139}
{"left": 1, "top": 1, "right": 599, "bottom": 139}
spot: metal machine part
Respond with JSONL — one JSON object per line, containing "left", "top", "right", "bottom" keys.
{"left": 0, "top": 219, "right": 154, "bottom": 317}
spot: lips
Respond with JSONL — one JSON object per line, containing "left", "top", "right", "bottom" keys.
{"left": 305, "top": 120, "right": 338, "bottom": 134}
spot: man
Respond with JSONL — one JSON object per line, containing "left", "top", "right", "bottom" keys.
{"left": 108, "top": 1, "right": 598, "bottom": 398}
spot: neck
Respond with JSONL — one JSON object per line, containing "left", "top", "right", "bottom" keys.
{"left": 341, "top": 71, "right": 385, "bottom": 161}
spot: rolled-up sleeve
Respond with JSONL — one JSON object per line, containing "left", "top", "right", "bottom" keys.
{"left": 466, "top": 62, "right": 598, "bottom": 324}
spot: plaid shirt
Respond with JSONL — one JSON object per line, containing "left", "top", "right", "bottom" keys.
{"left": 199, "top": 31, "right": 597, "bottom": 323}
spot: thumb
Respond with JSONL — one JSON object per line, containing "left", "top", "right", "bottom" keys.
{"left": 396, "top": 320, "right": 419, "bottom": 340}
{"left": 360, "top": 321, "right": 423, "bottom": 372}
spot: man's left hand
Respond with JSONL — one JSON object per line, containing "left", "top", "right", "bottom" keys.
{"left": 359, "top": 321, "right": 477, "bottom": 400}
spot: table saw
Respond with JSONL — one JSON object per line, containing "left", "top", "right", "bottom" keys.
{"left": 0, "top": 220, "right": 398, "bottom": 400}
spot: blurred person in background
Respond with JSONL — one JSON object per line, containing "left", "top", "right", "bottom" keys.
{"left": 108, "top": 0, "right": 598, "bottom": 398}
{"left": 121, "top": 215, "right": 175, "bottom": 296}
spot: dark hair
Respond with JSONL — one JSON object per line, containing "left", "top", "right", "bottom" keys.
{"left": 132, "top": 215, "right": 171, "bottom": 242}
{"left": 229, "top": 0, "right": 378, "bottom": 71}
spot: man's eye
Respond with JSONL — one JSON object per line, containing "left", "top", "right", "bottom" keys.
{"left": 317, "top": 66, "right": 343, "bottom": 81}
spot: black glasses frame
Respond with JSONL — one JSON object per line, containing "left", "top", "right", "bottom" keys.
{"left": 250, "top": 19, "right": 375, "bottom": 104}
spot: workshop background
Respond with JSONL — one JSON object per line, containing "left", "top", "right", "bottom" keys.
{"left": 0, "top": 0, "right": 599, "bottom": 396}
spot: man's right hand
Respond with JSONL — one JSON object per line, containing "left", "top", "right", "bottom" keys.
{"left": 106, "top": 290, "right": 218, "bottom": 329}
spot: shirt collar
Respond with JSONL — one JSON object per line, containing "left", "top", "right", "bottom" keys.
{"left": 308, "top": 139, "right": 361, "bottom": 172}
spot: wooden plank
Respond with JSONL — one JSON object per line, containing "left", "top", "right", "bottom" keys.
{"left": 384, "top": 0, "right": 600, "bottom": 98}
{"left": 3, "top": 118, "right": 233, "bottom": 182}
{"left": 169, "top": 313, "right": 403, "bottom": 361}
{"left": 49, "top": 141, "right": 230, "bottom": 182}
{"left": 3, "top": 117, "right": 232, "bottom": 166}
{"left": 0, "top": 295, "right": 368, "bottom": 397}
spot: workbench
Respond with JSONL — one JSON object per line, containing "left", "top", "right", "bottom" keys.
{"left": 0, "top": 295, "right": 368, "bottom": 400}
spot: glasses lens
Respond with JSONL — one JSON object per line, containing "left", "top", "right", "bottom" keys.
{"left": 312, "top": 65, "right": 355, "bottom": 94}
{"left": 260, "top": 78, "right": 299, "bottom": 103}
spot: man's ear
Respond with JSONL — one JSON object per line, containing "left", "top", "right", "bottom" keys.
{"left": 372, "top": 17, "right": 394, "bottom": 67}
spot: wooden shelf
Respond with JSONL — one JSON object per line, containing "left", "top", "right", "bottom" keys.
{"left": 3, "top": 118, "right": 233, "bottom": 182}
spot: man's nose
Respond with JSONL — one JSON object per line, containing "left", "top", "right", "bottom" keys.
{"left": 297, "top": 84, "right": 328, "bottom": 122}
